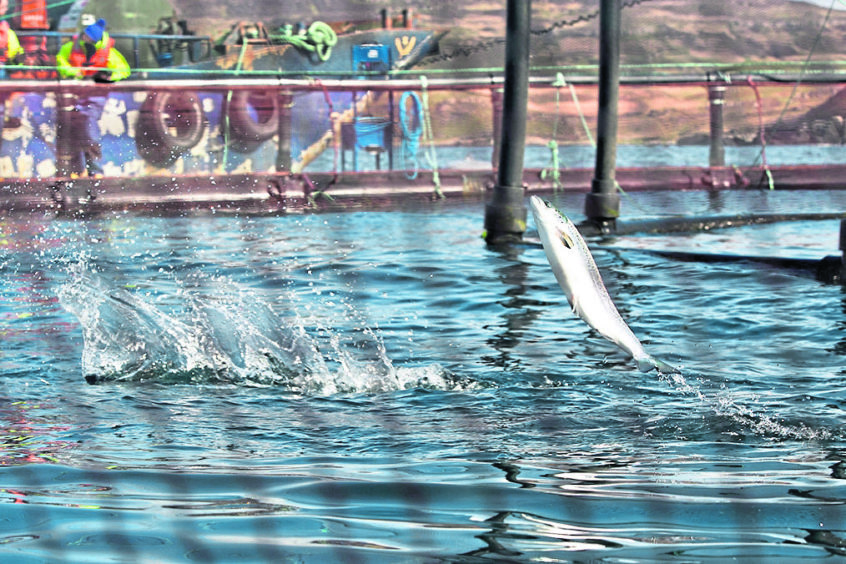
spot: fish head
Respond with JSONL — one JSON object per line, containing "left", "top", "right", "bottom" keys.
{"left": 529, "top": 195, "right": 586, "bottom": 310}
{"left": 529, "top": 196, "right": 580, "bottom": 254}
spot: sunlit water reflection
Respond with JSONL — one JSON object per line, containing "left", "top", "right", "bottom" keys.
{"left": 1, "top": 189, "right": 845, "bottom": 561}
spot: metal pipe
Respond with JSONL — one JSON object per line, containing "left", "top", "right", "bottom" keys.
{"left": 0, "top": 74, "right": 842, "bottom": 95}
{"left": 840, "top": 218, "right": 846, "bottom": 282}
{"left": 275, "top": 91, "right": 294, "bottom": 172}
{"left": 708, "top": 82, "right": 726, "bottom": 167}
{"left": 585, "top": 0, "right": 621, "bottom": 225}
{"left": 484, "top": 0, "right": 530, "bottom": 244}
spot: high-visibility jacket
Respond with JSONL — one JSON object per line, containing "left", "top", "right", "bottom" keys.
{"left": 0, "top": 21, "right": 24, "bottom": 65}
{"left": 56, "top": 32, "right": 130, "bottom": 81}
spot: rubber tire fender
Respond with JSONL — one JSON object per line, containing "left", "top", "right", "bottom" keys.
{"left": 224, "top": 90, "right": 279, "bottom": 153}
{"left": 136, "top": 90, "right": 206, "bottom": 166}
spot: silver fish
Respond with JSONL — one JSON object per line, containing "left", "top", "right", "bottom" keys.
{"left": 530, "top": 195, "right": 677, "bottom": 373}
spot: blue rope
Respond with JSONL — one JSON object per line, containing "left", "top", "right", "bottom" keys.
{"left": 398, "top": 91, "right": 423, "bottom": 179}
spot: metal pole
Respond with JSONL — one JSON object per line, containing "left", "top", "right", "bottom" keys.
{"left": 484, "top": 0, "right": 530, "bottom": 244}
{"left": 708, "top": 82, "right": 726, "bottom": 167}
{"left": 275, "top": 90, "right": 294, "bottom": 172}
{"left": 840, "top": 218, "right": 846, "bottom": 283}
{"left": 584, "top": 0, "right": 621, "bottom": 225}
{"left": 55, "top": 91, "right": 81, "bottom": 177}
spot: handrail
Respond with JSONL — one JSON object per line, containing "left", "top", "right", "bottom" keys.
{"left": 1, "top": 73, "right": 846, "bottom": 95}
{"left": 15, "top": 30, "right": 214, "bottom": 69}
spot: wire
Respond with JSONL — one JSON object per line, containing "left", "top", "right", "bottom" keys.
{"left": 421, "top": 0, "right": 659, "bottom": 65}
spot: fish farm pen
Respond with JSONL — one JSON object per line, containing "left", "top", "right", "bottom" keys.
{"left": 3, "top": 70, "right": 846, "bottom": 213}
{"left": 4, "top": 0, "right": 846, "bottom": 561}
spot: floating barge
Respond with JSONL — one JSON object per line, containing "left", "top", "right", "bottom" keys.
{"left": 3, "top": 1, "right": 846, "bottom": 214}
{"left": 3, "top": 71, "right": 846, "bottom": 214}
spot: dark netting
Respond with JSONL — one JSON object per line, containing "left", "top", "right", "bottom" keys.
{"left": 1, "top": 0, "right": 845, "bottom": 561}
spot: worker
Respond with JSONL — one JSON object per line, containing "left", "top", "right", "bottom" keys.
{"left": 0, "top": 0, "right": 23, "bottom": 78}
{"left": 56, "top": 18, "right": 130, "bottom": 176}
{"left": 0, "top": 0, "right": 24, "bottom": 143}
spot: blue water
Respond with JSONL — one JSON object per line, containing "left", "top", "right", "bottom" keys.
{"left": 307, "top": 142, "right": 846, "bottom": 172}
{"left": 1, "top": 189, "right": 846, "bottom": 562}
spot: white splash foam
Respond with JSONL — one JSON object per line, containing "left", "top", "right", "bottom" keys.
{"left": 58, "top": 260, "right": 457, "bottom": 394}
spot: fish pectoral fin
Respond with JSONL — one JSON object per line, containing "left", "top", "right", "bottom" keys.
{"left": 567, "top": 294, "right": 580, "bottom": 315}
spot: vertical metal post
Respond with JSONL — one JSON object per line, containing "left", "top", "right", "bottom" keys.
{"left": 840, "top": 219, "right": 846, "bottom": 283}
{"left": 584, "top": 0, "right": 621, "bottom": 225}
{"left": 388, "top": 90, "right": 395, "bottom": 170}
{"left": 56, "top": 91, "right": 82, "bottom": 177}
{"left": 484, "top": 0, "right": 530, "bottom": 244}
{"left": 275, "top": 90, "right": 294, "bottom": 173}
{"left": 708, "top": 82, "right": 726, "bottom": 168}
{"left": 132, "top": 36, "right": 141, "bottom": 69}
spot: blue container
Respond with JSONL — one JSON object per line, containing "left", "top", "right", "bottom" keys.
{"left": 353, "top": 44, "right": 391, "bottom": 74}
{"left": 354, "top": 116, "right": 390, "bottom": 149}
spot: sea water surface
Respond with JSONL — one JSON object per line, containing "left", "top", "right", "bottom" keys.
{"left": 1, "top": 188, "right": 845, "bottom": 562}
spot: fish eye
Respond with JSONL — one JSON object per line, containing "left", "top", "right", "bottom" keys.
{"left": 559, "top": 233, "right": 574, "bottom": 249}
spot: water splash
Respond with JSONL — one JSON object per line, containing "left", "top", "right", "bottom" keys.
{"left": 661, "top": 371, "right": 834, "bottom": 441}
{"left": 57, "top": 260, "right": 455, "bottom": 393}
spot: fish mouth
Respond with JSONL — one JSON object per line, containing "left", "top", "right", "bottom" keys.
{"left": 528, "top": 195, "right": 548, "bottom": 214}
{"left": 529, "top": 196, "right": 575, "bottom": 249}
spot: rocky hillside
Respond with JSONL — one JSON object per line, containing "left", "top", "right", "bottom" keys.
{"left": 168, "top": 0, "right": 846, "bottom": 69}
{"left": 164, "top": 0, "right": 846, "bottom": 145}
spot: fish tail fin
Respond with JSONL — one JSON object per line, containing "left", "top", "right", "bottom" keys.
{"left": 636, "top": 354, "right": 680, "bottom": 375}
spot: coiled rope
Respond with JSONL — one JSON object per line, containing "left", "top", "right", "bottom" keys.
{"left": 273, "top": 22, "right": 338, "bottom": 62}
{"left": 399, "top": 91, "right": 424, "bottom": 179}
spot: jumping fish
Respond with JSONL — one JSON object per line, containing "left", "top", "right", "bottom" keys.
{"left": 529, "top": 195, "right": 677, "bottom": 373}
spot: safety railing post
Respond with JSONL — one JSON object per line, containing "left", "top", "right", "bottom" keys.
{"left": 276, "top": 90, "right": 294, "bottom": 173}
{"left": 708, "top": 82, "right": 726, "bottom": 168}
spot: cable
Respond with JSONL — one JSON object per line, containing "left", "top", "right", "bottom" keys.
{"left": 421, "top": 0, "right": 658, "bottom": 65}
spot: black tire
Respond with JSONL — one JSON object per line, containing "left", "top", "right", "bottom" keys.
{"left": 223, "top": 90, "right": 278, "bottom": 153}
{"left": 136, "top": 90, "right": 206, "bottom": 166}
